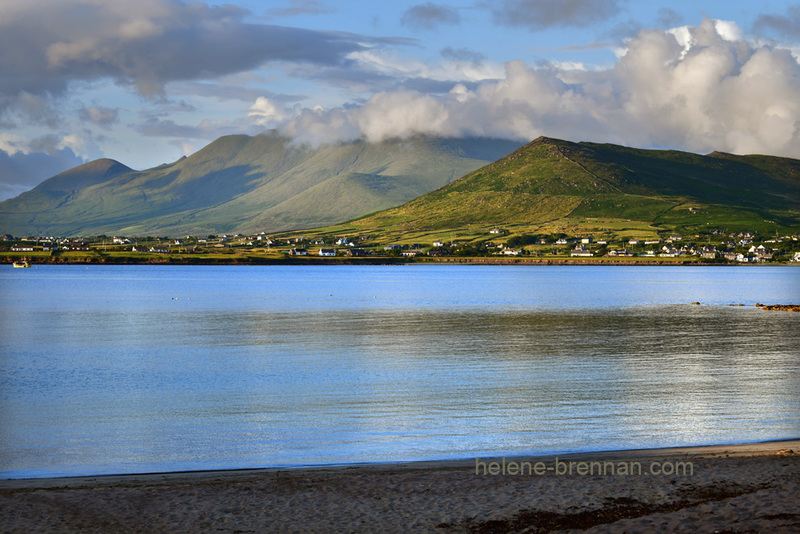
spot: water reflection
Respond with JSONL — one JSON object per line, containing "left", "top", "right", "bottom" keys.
{"left": 1, "top": 266, "right": 799, "bottom": 478}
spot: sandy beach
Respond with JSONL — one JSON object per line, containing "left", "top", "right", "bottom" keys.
{"left": 1, "top": 440, "right": 798, "bottom": 533}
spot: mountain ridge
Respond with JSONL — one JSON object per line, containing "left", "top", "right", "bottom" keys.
{"left": 337, "top": 136, "right": 800, "bottom": 240}
{"left": 4, "top": 134, "right": 799, "bottom": 239}
{"left": 0, "top": 133, "right": 522, "bottom": 236}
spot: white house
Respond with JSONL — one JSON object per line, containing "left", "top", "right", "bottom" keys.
{"left": 660, "top": 246, "right": 679, "bottom": 257}
{"left": 319, "top": 248, "right": 336, "bottom": 257}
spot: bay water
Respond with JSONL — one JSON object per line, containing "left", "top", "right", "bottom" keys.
{"left": 1, "top": 264, "right": 798, "bottom": 479}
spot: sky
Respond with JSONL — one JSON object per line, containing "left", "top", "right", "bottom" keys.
{"left": 1, "top": 0, "right": 799, "bottom": 200}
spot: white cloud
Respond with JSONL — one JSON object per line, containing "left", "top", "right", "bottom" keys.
{"left": 59, "top": 134, "right": 87, "bottom": 156}
{"left": 713, "top": 19, "right": 743, "bottom": 42}
{"left": 248, "top": 97, "right": 288, "bottom": 126}
{"left": 275, "top": 19, "right": 800, "bottom": 158}
{"left": 0, "top": 134, "right": 30, "bottom": 156}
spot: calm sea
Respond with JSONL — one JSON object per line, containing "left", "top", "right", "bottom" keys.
{"left": 1, "top": 264, "right": 798, "bottom": 479}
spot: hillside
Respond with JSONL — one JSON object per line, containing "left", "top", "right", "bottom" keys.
{"left": 0, "top": 134, "right": 521, "bottom": 236}
{"left": 331, "top": 137, "right": 800, "bottom": 242}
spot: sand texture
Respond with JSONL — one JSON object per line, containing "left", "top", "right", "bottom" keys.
{"left": 1, "top": 441, "right": 799, "bottom": 533}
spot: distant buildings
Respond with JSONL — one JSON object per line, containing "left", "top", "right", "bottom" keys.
{"left": 402, "top": 250, "right": 423, "bottom": 257}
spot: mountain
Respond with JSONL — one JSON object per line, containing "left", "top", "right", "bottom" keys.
{"left": 0, "top": 133, "right": 522, "bottom": 236}
{"left": 339, "top": 136, "right": 800, "bottom": 240}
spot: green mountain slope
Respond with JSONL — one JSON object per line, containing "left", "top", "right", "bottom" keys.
{"left": 340, "top": 137, "right": 800, "bottom": 240}
{"left": 0, "top": 134, "right": 521, "bottom": 236}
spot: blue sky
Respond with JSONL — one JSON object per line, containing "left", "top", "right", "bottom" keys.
{"left": 1, "top": 0, "right": 799, "bottom": 200}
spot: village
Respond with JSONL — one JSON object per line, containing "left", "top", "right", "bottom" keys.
{"left": 3, "top": 229, "right": 800, "bottom": 264}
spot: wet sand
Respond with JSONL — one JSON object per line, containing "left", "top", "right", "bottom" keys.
{"left": 1, "top": 440, "right": 798, "bottom": 533}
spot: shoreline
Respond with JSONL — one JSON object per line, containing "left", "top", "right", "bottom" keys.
{"left": 2, "top": 440, "right": 798, "bottom": 532}
{"left": 3, "top": 256, "right": 799, "bottom": 266}
{"left": 2, "top": 438, "right": 799, "bottom": 488}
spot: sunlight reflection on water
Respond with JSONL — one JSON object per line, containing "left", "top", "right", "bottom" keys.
{"left": 1, "top": 265, "right": 798, "bottom": 478}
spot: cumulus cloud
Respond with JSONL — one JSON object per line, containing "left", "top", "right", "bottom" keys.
{"left": 492, "top": 0, "right": 623, "bottom": 31}
{"left": 0, "top": 0, "right": 377, "bottom": 104}
{"left": 401, "top": 3, "right": 461, "bottom": 30}
{"left": 276, "top": 19, "right": 800, "bottom": 158}
{"left": 248, "top": 97, "right": 289, "bottom": 127}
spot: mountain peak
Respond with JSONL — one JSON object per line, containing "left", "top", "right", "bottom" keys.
{"left": 530, "top": 135, "right": 566, "bottom": 145}
{"left": 707, "top": 150, "right": 734, "bottom": 159}
{"left": 36, "top": 158, "right": 133, "bottom": 192}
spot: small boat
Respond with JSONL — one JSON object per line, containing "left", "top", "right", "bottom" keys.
{"left": 12, "top": 260, "right": 30, "bottom": 268}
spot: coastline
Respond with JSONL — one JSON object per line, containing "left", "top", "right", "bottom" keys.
{"left": 2, "top": 440, "right": 798, "bottom": 533}
{"left": 3, "top": 256, "right": 798, "bottom": 266}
